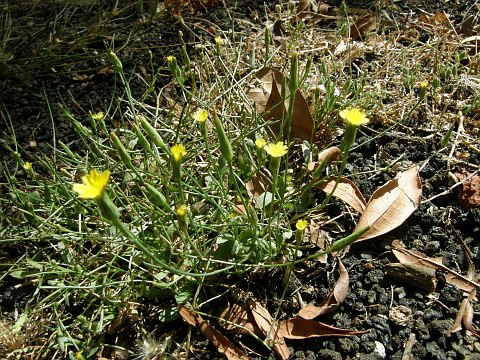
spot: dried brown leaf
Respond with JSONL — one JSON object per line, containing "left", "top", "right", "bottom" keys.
{"left": 316, "top": 176, "right": 366, "bottom": 213}
{"left": 248, "top": 68, "right": 317, "bottom": 142}
{"left": 247, "top": 298, "right": 291, "bottom": 360}
{"left": 353, "top": 167, "right": 422, "bottom": 242}
{"left": 456, "top": 172, "right": 480, "bottom": 209}
{"left": 308, "top": 146, "right": 341, "bottom": 172}
{"left": 299, "top": 258, "right": 349, "bottom": 319}
{"left": 232, "top": 204, "right": 248, "bottom": 216}
{"left": 418, "top": 11, "right": 450, "bottom": 34}
{"left": 392, "top": 245, "right": 480, "bottom": 294}
{"left": 179, "top": 305, "right": 250, "bottom": 360}
{"left": 219, "top": 303, "right": 256, "bottom": 335}
{"left": 277, "top": 317, "right": 367, "bottom": 339}
{"left": 246, "top": 171, "right": 270, "bottom": 200}
{"left": 350, "top": 13, "right": 377, "bottom": 39}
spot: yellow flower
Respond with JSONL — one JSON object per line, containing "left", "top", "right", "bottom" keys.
{"left": 255, "top": 138, "right": 266, "bottom": 150}
{"left": 90, "top": 111, "right": 104, "bottom": 121}
{"left": 167, "top": 55, "right": 176, "bottom": 64}
{"left": 420, "top": 81, "right": 428, "bottom": 89}
{"left": 339, "top": 107, "right": 369, "bottom": 127}
{"left": 176, "top": 205, "right": 187, "bottom": 217}
{"left": 215, "top": 37, "right": 224, "bottom": 46}
{"left": 193, "top": 109, "right": 208, "bottom": 124}
{"left": 171, "top": 144, "right": 187, "bottom": 163}
{"left": 23, "top": 162, "right": 32, "bottom": 171}
{"left": 73, "top": 169, "right": 110, "bottom": 200}
{"left": 264, "top": 142, "right": 288, "bottom": 158}
{"left": 296, "top": 219, "right": 308, "bottom": 231}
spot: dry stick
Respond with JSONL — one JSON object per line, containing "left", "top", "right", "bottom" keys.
{"left": 401, "top": 333, "right": 416, "bottom": 360}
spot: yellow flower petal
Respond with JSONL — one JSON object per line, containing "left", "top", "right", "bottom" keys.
{"left": 296, "top": 219, "right": 308, "bottom": 231}
{"left": 264, "top": 142, "right": 288, "bottom": 158}
{"left": 171, "top": 144, "right": 187, "bottom": 163}
{"left": 23, "top": 162, "right": 32, "bottom": 171}
{"left": 255, "top": 138, "right": 266, "bottom": 150}
{"left": 90, "top": 111, "right": 104, "bottom": 121}
{"left": 176, "top": 205, "right": 187, "bottom": 217}
{"left": 339, "top": 107, "right": 369, "bottom": 127}
{"left": 73, "top": 169, "right": 110, "bottom": 200}
{"left": 193, "top": 109, "right": 208, "bottom": 124}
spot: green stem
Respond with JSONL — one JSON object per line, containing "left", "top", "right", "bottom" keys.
{"left": 111, "top": 216, "right": 232, "bottom": 278}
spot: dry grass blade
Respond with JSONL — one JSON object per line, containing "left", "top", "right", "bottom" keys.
{"left": 353, "top": 167, "right": 422, "bottom": 242}
{"left": 178, "top": 305, "right": 251, "bottom": 360}
{"left": 277, "top": 317, "right": 367, "bottom": 339}
{"left": 316, "top": 176, "right": 367, "bottom": 213}
{"left": 299, "top": 258, "right": 349, "bottom": 319}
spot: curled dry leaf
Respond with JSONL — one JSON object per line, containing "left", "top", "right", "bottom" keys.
{"left": 308, "top": 146, "right": 341, "bottom": 172}
{"left": 299, "top": 258, "right": 349, "bottom": 319}
{"left": 277, "top": 317, "right": 367, "bottom": 339}
{"left": 178, "top": 305, "right": 250, "bottom": 360}
{"left": 248, "top": 68, "right": 317, "bottom": 142}
{"left": 316, "top": 176, "right": 367, "bottom": 213}
{"left": 353, "top": 166, "right": 422, "bottom": 242}
{"left": 391, "top": 242, "right": 480, "bottom": 294}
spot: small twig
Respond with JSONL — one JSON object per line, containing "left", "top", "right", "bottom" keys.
{"left": 401, "top": 333, "right": 416, "bottom": 360}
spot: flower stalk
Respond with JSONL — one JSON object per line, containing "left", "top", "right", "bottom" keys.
{"left": 73, "top": 169, "right": 229, "bottom": 278}
{"left": 322, "top": 107, "right": 369, "bottom": 207}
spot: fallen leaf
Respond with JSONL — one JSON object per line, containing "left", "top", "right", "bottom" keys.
{"left": 248, "top": 68, "right": 317, "bottom": 142}
{"left": 385, "top": 262, "right": 437, "bottom": 292}
{"left": 246, "top": 171, "right": 270, "bottom": 200}
{"left": 418, "top": 11, "right": 450, "bottom": 35}
{"left": 299, "top": 258, "right": 349, "bottom": 319}
{"left": 296, "top": 0, "right": 311, "bottom": 17}
{"left": 353, "top": 166, "right": 422, "bottom": 242}
{"left": 308, "top": 146, "right": 341, "bottom": 172}
{"left": 247, "top": 298, "right": 291, "bottom": 360}
{"left": 350, "top": 13, "right": 377, "bottom": 40}
{"left": 303, "top": 224, "right": 329, "bottom": 263}
{"left": 391, "top": 244, "right": 480, "bottom": 294}
{"left": 219, "top": 302, "right": 257, "bottom": 335}
{"left": 316, "top": 176, "right": 367, "bottom": 213}
{"left": 179, "top": 305, "right": 250, "bottom": 360}
{"left": 277, "top": 317, "right": 367, "bottom": 339}
{"left": 456, "top": 172, "right": 480, "bottom": 209}
{"left": 232, "top": 204, "right": 249, "bottom": 217}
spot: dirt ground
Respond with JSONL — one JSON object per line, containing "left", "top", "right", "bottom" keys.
{"left": 1, "top": 0, "right": 480, "bottom": 359}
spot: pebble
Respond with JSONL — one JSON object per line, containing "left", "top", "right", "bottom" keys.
{"left": 317, "top": 349, "right": 342, "bottom": 360}
{"left": 373, "top": 341, "right": 386, "bottom": 359}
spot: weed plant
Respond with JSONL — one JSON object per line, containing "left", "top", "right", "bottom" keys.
{"left": 1, "top": 1, "right": 476, "bottom": 358}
